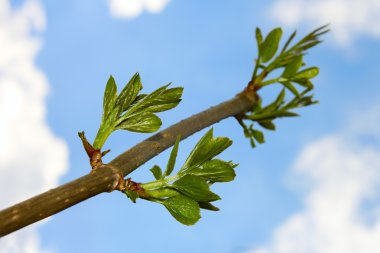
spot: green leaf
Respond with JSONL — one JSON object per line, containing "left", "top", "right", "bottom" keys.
{"left": 263, "top": 88, "right": 285, "bottom": 113}
{"left": 181, "top": 129, "right": 232, "bottom": 171}
{"left": 252, "top": 129, "right": 265, "bottom": 144}
{"left": 297, "top": 96, "right": 318, "bottom": 107}
{"left": 258, "top": 120, "right": 276, "bottom": 130}
{"left": 125, "top": 190, "right": 139, "bottom": 203}
{"left": 123, "top": 85, "right": 183, "bottom": 118}
{"left": 260, "top": 28, "right": 282, "bottom": 63}
{"left": 256, "top": 27, "right": 263, "bottom": 52}
{"left": 304, "top": 80, "right": 314, "bottom": 90}
{"left": 250, "top": 137, "right": 256, "bottom": 148}
{"left": 172, "top": 175, "right": 220, "bottom": 202}
{"left": 300, "top": 87, "right": 313, "bottom": 96}
{"left": 282, "top": 55, "right": 303, "bottom": 78}
{"left": 273, "top": 111, "right": 299, "bottom": 117}
{"left": 165, "top": 135, "right": 180, "bottom": 177}
{"left": 294, "top": 25, "right": 329, "bottom": 51}
{"left": 294, "top": 67, "right": 319, "bottom": 79}
{"left": 161, "top": 195, "right": 201, "bottom": 225}
{"left": 198, "top": 202, "right": 219, "bottom": 211}
{"left": 281, "top": 81, "right": 299, "bottom": 97}
{"left": 287, "top": 25, "right": 328, "bottom": 55}
{"left": 144, "top": 87, "right": 183, "bottom": 113}
{"left": 120, "top": 84, "right": 167, "bottom": 117}
{"left": 274, "top": 88, "right": 286, "bottom": 108}
{"left": 116, "top": 73, "right": 142, "bottom": 113}
{"left": 116, "top": 112, "right": 162, "bottom": 133}
{"left": 102, "top": 76, "right": 118, "bottom": 122}
{"left": 293, "top": 79, "right": 314, "bottom": 89}
{"left": 93, "top": 73, "right": 182, "bottom": 151}
{"left": 240, "top": 122, "right": 250, "bottom": 138}
{"left": 94, "top": 74, "right": 143, "bottom": 150}
{"left": 127, "top": 94, "right": 147, "bottom": 108}
{"left": 150, "top": 165, "right": 163, "bottom": 180}
{"left": 246, "top": 113, "right": 271, "bottom": 122}
{"left": 145, "top": 187, "right": 179, "bottom": 199}
{"left": 297, "top": 40, "right": 322, "bottom": 52}
{"left": 190, "top": 159, "right": 236, "bottom": 182}
{"left": 281, "top": 30, "right": 297, "bottom": 53}
{"left": 240, "top": 26, "right": 328, "bottom": 147}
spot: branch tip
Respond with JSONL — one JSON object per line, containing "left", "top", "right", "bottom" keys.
{"left": 101, "top": 149, "right": 111, "bottom": 157}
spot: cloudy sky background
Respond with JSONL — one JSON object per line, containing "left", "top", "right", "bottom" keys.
{"left": 0, "top": 0, "right": 379, "bottom": 252}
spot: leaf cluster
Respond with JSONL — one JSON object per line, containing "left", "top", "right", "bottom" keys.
{"left": 93, "top": 73, "right": 183, "bottom": 150}
{"left": 241, "top": 25, "right": 328, "bottom": 147}
{"left": 254, "top": 25, "right": 328, "bottom": 76}
{"left": 124, "top": 129, "right": 237, "bottom": 225}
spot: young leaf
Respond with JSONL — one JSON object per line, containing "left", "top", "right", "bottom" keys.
{"left": 297, "top": 40, "right": 322, "bottom": 52}
{"left": 172, "top": 175, "right": 220, "bottom": 202}
{"left": 123, "top": 85, "right": 183, "bottom": 119}
{"left": 273, "top": 111, "right": 299, "bottom": 118}
{"left": 127, "top": 94, "right": 147, "bottom": 109}
{"left": 293, "top": 79, "right": 314, "bottom": 89}
{"left": 181, "top": 129, "right": 232, "bottom": 171}
{"left": 150, "top": 165, "right": 163, "bottom": 180}
{"left": 250, "top": 136, "right": 256, "bottom": 148}
{"left": 190, "top": 159, "right": 236, "bottom": 182}
{"left": 274, "top": 88, "right": 286, "bottom": 108}
{"left": 256, "top": 27, "right": 263, "bottom": 53}
{"left": 165, "top": 135, "right": 180, "bottom": 177}
{"left": 252, "top": 129, "right": 265, "bottom": 144}
{"left": 143, "top": 87, "right": 184, "bottom": 113}
{"left": 93, "top": 73, "right": 182, "bottom": 151}
{"left": 281, "top": 30, "right": 297, "bottom": 53}
{"left": 102, "top": 76, "right": 118, "bottom": 122}
{"left": 281, "top": 81, "right": 299, "bottom": 97}
{"left": 285, "top": 25, "right": 328, "bottom": 56}
{"left": 258, "top": 120, "right": 276, "bottom": 130}
{"left": 116, "top": 73, "right": 142, "bottom": 113}
{"left": 161, "top": 195, "right": 201, "bottom": 225}
{"left": 145, "top": 187, "right": 179, "bottom": 199}
{"left": 116, "top": 112, "right": 162, "bottom": 133}
{"left": 262, "top": 88, "right": 285, "bottom": 113}
{"left": 294, "top": 67, "right": 319, "bottom": 79}
{"left": 260, "top": 28, "right": 282, "bottom": 63}
{"left": 282, "top": 55, "right": 303, "bottom": 78}
{"left": 239, "top": 26, "right": 328, "bottom": 147}
{"left": 182, "top": 129, "right": 212, "bottom": 168}
{"left": 125, "top": 190, "right": 139, "bottom": 203}
{"left": 198, "top": 202, "right": 219, "bottom": 211}
{"left": 297, "top": 96, "right": 318, "bottom": 107}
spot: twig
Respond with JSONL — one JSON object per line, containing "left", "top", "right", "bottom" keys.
{"left": 0, "top": 91, "right": 256, "bottom": 237}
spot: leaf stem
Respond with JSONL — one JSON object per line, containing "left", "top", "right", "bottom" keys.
{"left": 141, "top": 173, "right": 180, "bottom": 190}
{"left": 259, "top": 77, "right": 288, "bottom": 88}
{"left": 251, "top": 58, "right": 261, "bottom": 81}
{"left": 93, "top": 124, "right": 114, "bottom": 150}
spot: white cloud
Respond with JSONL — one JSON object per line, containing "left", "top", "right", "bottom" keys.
{"left": 249, "top": 107, "right": 380, "bottom": 253}
{"left": 108, "top": 0, "right": 170, "bottom": 18}
{"left": 0, "top": 226, "right": 52, "bottom": 253}
{"left": 0, "top": 0, "right": 68, "bottom": 252}
{"left": 269, "top": 0, "right": 380, "bottom": 45}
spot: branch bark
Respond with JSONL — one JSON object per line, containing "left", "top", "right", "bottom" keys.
{"left": 0, "top": 91, "right": 256, "bottom": 237}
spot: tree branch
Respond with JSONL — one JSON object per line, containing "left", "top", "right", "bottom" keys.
{"left": 0, "top": 91, "right": 256, "bottom": 237}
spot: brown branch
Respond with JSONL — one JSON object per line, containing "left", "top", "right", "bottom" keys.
{"left": 0, "top": 91, "right": 256, "bottom": 237}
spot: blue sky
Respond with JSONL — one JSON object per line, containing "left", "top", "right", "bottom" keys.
{"left": 1, "top": 0, "right": 380, "bottom": 252}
